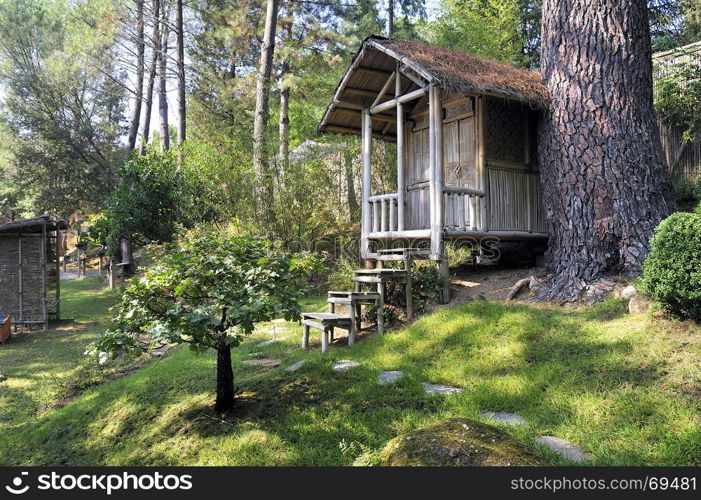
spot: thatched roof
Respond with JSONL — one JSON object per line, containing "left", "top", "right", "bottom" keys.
{"left": 0, "top": 216, "right": 67, "bottom": 234}
{"left": 319, "top": 36, "right": 548, "bottom": 140}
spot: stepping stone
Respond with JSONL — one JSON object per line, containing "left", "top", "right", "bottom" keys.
{"left": 422, "top": 382, "right": 463, "bottom": 395}
{"left": 480, "top": 412, "right": 528, "bottom": 425}
{"left": 378, "top": 371, "right": 404, "bottom": 385}
{"left": 242, "top": 358, "right": 281, "bottom": 368}
{"left": 333, "top": 360, "right": 360, "bottom": 372}
{"left": 256, "top": 337, "right": 288, "bottom": 347}
{"left": 284, "top": 360, "right": 306, "bottom": 372}
{"left": 534, "top": 436, "right": 592, "bottom": 463}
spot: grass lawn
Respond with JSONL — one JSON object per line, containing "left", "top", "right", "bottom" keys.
{"left": 0, "top": 277, "right": 700, "bottom": 466}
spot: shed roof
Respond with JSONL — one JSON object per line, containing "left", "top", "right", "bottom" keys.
{"left": 319, "top": 36, "right": 548, "bottom": 139}
{"left": 0, "top": 216, "right": 67, "bottom": 234}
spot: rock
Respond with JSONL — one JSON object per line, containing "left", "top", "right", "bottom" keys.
{"left": 534, "top": 436, "right": 592, "bottom": 463}
{"left": 423, "top": 382, "right": 462, "bottom": 395}
{"left": 256, "top": 337, "right": 288, "bottom": 347}
{"left": 333, "top": 360, "right": 360, "bottom": 372}
{"left": 0, "top": 371, "right": 6, "bottom": 382}
{"left": 629, "top": 293, "right": 653, "bottom": 314}
{"left": 284, "top": 360, "right": 306, "bottom": 372}
{"left": 241, "top": 358, "right": 281, "bottom": 368}
{"left": 480, "top": 412, "right": 528, "bottom": 426}
{"left": 378, "top": 371, "right": 404, "bottom": 385}
{"left": 615, "top": 285, "right": 637, "bottom": 300}
{"left": 380, "top": 419, "right": 547, "bottom": 466}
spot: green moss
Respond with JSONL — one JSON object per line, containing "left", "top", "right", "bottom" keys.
{"left": 380, "top": 419, "right": 548, "bottom": 466}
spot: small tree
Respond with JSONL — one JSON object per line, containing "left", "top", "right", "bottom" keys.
{"left": 87, "top": 228, "right": 316, "bottom": 411}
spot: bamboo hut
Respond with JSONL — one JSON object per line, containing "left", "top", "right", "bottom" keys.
{"left": 319, "top": 36, "right": 550, "bottom": 269}
{"left": 0, "top": 216, "right": 66, "bottom": 331}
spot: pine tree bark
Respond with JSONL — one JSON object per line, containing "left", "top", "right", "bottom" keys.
{"left": 139, "top": 0, "right": 159, "bottom": 155}
{"left": 252, "top": 0, "right": 279, "bottom": 225}
{"left": 175, "top": 0, "right": 185, "bottom": 156}
{"left": 215, "top": 339, "right": 235, "bottom": 412}
{"left": 126, "top": 0, "right": 145, "bottom": 155}
{"left": 538, "top": 0, "right": 675, "bottom": 301}
{"left": 158, "top": 0, "right": 170, "bottom": 151}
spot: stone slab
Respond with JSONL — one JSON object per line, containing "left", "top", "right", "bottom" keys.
{"left": 534, "top": 436, "right": 592, "bottom": 463}
{"left": 480, "top": 412, "right": 528, "bottom": 425}
{"left": 378, "top": 371, "right": 404, "bottom": 385}
{"left": 333, "top": 360, "right": 360, "bottom": 372}
{"left": 423, "top": 382, "right": 463, "bottom": 395}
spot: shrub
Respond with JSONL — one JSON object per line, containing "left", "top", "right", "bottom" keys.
{"left": 640, "top": 212, "right": 701, "bottom": 321}
{"left": 672, "top": 176, "right": 700, "bottom": 208}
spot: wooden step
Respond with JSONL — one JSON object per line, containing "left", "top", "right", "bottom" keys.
{"left": 302, "top": 312, "right": 352, "bottom": 327}
{"left": 327, "top": 290, "right": 380, "bottom": 304}
{"left": 375, "top": 247, "right": 430, "bottom": 261}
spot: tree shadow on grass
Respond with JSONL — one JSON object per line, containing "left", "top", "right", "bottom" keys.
{"left": 2, "top": 300, "right": 699, "bottom": 466}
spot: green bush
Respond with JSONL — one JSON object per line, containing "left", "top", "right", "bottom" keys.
{"left": 640, "top": 212, "right": 701, "bottom": 321}
{"left": 672, "top": 176, "right": 701, "bottom": 207}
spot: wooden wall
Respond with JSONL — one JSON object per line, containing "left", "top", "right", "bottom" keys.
{"left": 0, "top": 235, "right": 46, "bottom": 322}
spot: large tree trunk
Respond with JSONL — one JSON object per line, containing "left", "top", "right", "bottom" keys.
{"left": 252, "top": 0, "right": 279, "bottom": 225}
{"left": 215, "top": 342, "right": 235, "bottom": 412}
{"left": 158, "top": 0, "right": 170, "bottom": 151}
{"left": 175, "top": 0, "right": 185, "bottom": 157}
{"left": 538, "top": 0, "right": 675, "bottom": 301}
{"left": 139, "top": 0, "right": 160, "bottom": 155}
{"left": 126, "top": 0, "right": 145, "bottom": 155}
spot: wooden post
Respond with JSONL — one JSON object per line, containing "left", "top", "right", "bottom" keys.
{"left": 396, "top": 66, "right": 405, "bottom": 231}
{"left": 477, "top": 96, "right": 489, "bottom": 231}
{"left": 348, "top": 302, "right": 356, "bottom": 346}
{"left": 361, "top": 109, "right": 372, "bottom": 259}
{"left": 17, "top": 231, "right": 23, "bottom": 332}
{"left": 109, "top": 258, "right": 116, "bottom": 290}
{"left": 404, "top": 259, "right": 413, "bottom": 320}
{"left": 98, "top": 257, "right": 103, "bottom": 276}
{"left": 328, "top": 301, "right": 335, "bottom": 341}
{"left": 302, "top": 323, "right": 310, "bottom": 349}
{"left": 321, "top": 326, "right": 329, "bottom": 353}
{"left": 428, "top": 85, "right": 438, "bottom": 260}
{"left": 376, "top": 281, "right": 384, "bottom": 334}
{"left": 55, "top": 228, "right": 61, "bottom": 322}
{"left": 41, "top": 222, "right": 48, "bottom": 330}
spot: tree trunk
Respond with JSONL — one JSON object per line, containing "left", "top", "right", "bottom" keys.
{"left": 119, "top": 236, "right": 134, "bottom": 276}
{"left": 252, "top": 0, "right": 279, "bottom": 224}
{"left": 158, "top": 0, "right": 170, "bottom": 151}
{"left": 388, "top": 0, "right": 394, "bottom": 37}
{"left": 175, "top": 0, "right": 185, "bottom": 159}
{"left": 215, "top": 342, "right": 235, "bottom": 412}
{"left": 139, "top": 0, "right": 160, "bottom": 155}
{"left": 538, "top": 0, "right": 675, "bottom": 301}
{"left": 278, "top": 60, "right": 290, "bottom": 182}
{"left": 126, "top": 0, "right": 145, "bottom": 156}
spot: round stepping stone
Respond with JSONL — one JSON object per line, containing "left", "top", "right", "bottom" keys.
{"left": 256, "top": 337, "right": 288, "bottom": 347}
{"left": 242, "top": 358, "right": 281, "bottom": 368}
{"left": 480, "top": 412, "right": 528, "bottom": 425}
{"left": 333, "top": 360, "right": 360, "bottom": 372}
{"left": 378, "top": 371, "right": 404, "bottom": 385}
{"left": 534, "top": 436, "right": 592, "bottom": 463}
{"left": 422, "top": 382, "right": 463, "bottom": 395}
{"left": 284, "top": 360, "right": 306, "bottom": 372}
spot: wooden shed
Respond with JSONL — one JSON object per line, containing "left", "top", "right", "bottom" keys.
{"left": 0, "top": 216, "right": 66, "bottom": 331}
{"left": 319, "top": 36, "right": 550, "bottom": 264}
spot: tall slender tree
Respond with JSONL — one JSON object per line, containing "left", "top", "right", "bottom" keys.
{"left": 126, "top": 0, "right": 145, "bottom": 155}
{"left": 140, "top": 0, "right": 160, "bottom": 154}
{"left": 252, "top": 0, "right": 279, "bottom": 223}
{"left": 158, "top": 0, "right": 170, "bottom": 151}
{"left": 175, "top": 0, "right": 185, "bottom": 154}
{"left": 537, "top": 0, "right": 675, "bottom": 301}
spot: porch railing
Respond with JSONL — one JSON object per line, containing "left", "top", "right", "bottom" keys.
{"left": 443, "top": 186, "right": 484, "bottom": 231}
{"left": 368, "top": 193, "right": 399, "bottom": 233}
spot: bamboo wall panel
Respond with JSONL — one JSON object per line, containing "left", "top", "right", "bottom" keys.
{"left": 0, "top": 235, "right": 45, "bottom": 321}
{"left": 488, "top": 168, "right": 545, "bottom": 232}
{"left": 658, "top": 121, "right": 701, "bottom": 181}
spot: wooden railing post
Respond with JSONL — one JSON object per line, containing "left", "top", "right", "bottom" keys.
{"left": 396, "top": 66, "right": 405, "bottom": 231}
{"left": 361, "top": 109, "right": 372, "bottom": 259}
